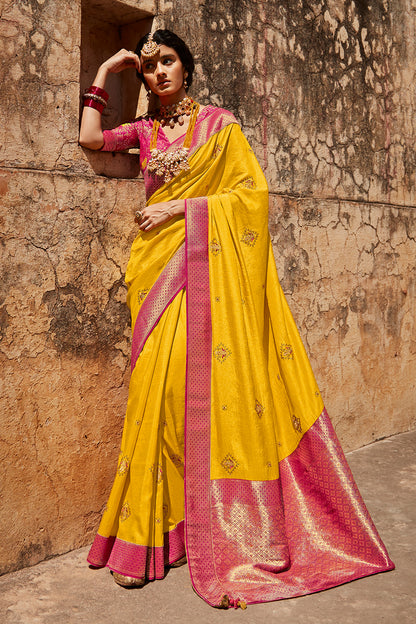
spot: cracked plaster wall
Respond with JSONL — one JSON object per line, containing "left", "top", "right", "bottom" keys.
{"left": 0, "top": 0, "right": 415, "bottom": 574}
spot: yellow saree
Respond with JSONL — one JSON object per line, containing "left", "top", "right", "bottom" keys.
{"left": 88, "top": 108, "right": 394, "bottom": 607}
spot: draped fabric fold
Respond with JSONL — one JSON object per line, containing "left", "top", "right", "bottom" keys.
{"left": 88, "top": 109, "right": 394, "bottom": 606}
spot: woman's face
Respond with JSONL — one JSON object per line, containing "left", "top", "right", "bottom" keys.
{"left": 141, "top": 44, "right": 187, "bottom": 99}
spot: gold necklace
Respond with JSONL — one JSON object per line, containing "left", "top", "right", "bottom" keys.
{"left": 158, "top": 96, "right": 194, "bottom": 128}
{"left": 147, "top": 102, "right": 200, "bottom": 183}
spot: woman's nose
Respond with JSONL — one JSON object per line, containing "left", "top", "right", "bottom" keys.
{"left": 156, "top": 62, "right": 166, "bottom": 76}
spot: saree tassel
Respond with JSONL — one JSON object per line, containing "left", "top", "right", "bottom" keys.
{"left": 218, "top": 595, "right": 247, "bottom": 610}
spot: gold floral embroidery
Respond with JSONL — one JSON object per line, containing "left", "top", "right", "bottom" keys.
{"left": 255, "top": 399, "right": 265, "bottom": 418}
{"left": 292, "top": 414, "right": 302, "bottom": 433}
{"left": 213, "top": 343, "right": 232, "bottom": 363}
{"left": 163, "top": 504, "right": 169, "bottom": 517}
{"left": 238, "top": 176, "right": 256, "bottom": 189}
{"left": 135, "top": 418, "right": 142, "bottom": 426}
{"left": 150, "top": 463, "right": 163, "bottom": 483}
{"left": 221, "top": 404, "right": 228, "bottom": 411}
{"left": 169, "top": 453, "right": 183, "bottom": 467}
{"left": 155, "top": 517, "right": 161, "bottom": 524}
{"left": 280, "top": 343, "right": 294, "bottom": 359}
{"left": 266, "top": 461, "right": 272, "bottom": 468}
{"left": 138, "top": 289, "right": 149, "bottom": 304}
{"left": 221, "top": 453, "right": 239, "bottom": 474}
{"left": 120, "top": 502, "right": 131, "bottom": 522}
{"left": 117, "top": 455, "right": 130, "bottom": 476}
{"left": 215, "top": 296, "right": 221, "bottom": 303}
{"left": 315, "top": 390, "right": 320, "bottom": 397}
{"left": 209, "top": 238, "right": 222, "bottom": 256}
{"left": 213, "top": 144, "right": 223, "bottom": 158}
{"left": 241, "top": 228, "right": 259, "bottom": 247}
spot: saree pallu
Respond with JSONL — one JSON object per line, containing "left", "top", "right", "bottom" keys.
{"left": 88, "top": 110, "right": 394, "bottom": 608}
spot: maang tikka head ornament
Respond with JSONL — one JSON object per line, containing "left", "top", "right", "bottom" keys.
{"left": 141, "top": 32, "right": 160, "bottom": 60}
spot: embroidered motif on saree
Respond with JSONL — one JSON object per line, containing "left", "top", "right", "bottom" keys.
{"left": 240, "top": 228, "right": 259, "bottom": 247}
{"left": 117, "top": 455, "right": 130, "bottom": 476}
{"left": 213, "top": 343, "right": 232, "bottom": 363}
{"left": 119, "top": 502, "right": 131, "bottom": 522}
{"left": 280, "top": 343, "right": 294, "bottom": 359}
{"left": 221, "top": 453, "right": 239, "bottom": 474}
{"left": 255, "top": 399, "right": 265, "bottom": 418}
{"left": 209, "top": 238, "right": 222, "bottom": 255}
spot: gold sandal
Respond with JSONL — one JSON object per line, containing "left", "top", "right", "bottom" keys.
{"left": 112, "top": 572, "right": 146, "bottom": 587}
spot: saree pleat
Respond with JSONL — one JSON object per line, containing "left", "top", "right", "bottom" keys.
{"left": 88, "top": 290, "right": 187, "bottom": 578}
{"left": 88, "top": 109, "right": 393, "bottom": 605}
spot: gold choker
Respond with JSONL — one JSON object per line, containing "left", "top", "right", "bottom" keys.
{"left": 157, "top": 97, "right": 194, "bottom": 128}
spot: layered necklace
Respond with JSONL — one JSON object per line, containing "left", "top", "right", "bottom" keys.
{"left": 147, "top": 97, "right": 200, "bottom": 183}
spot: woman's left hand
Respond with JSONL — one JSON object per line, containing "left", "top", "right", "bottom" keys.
{"left": 136, "top": 200, "right": 185, "bottom": 231}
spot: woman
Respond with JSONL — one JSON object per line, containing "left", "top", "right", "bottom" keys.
{"left": 80, "top": 30, "right": 394, "bottom": 609}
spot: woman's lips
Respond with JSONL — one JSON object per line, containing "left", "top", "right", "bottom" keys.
{"left": 157, "top": 80, "right": 170, "bottom": 87}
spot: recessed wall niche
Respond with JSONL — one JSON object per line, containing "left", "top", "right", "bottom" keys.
{"left": 80, "top": 0, "right": 156, "bottom": 177}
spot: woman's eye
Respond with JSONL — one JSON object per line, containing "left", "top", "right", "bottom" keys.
{"left": 144, "top": 63, "right": 154, "bottom": 71}
{"left": 164, "top": 59, "right": 173, "bottom": 65}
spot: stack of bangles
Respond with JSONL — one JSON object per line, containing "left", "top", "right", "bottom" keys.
{"left": 82, "top": 86, "right": 109, "bottom": 114}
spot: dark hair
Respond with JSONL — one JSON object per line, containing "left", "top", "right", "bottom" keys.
{"left": 135, "top": 29, "right": 195, "bottom": 90}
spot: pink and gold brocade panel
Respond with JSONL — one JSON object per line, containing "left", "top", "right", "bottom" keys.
{"left": 87, "top": 521, "right": 185, "bottom": 580}
{"left": 198, "top": 410, "right": 394, "bottom": 606}
{"left": 130, "top": 243, "right": 186, "bottom": 371}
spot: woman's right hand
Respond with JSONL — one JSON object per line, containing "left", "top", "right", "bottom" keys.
{"left": 79, "top": 49, "right": 141, "bottom": 150}
{"left": 101, "top": 49, "right": 141, "bottom": 75}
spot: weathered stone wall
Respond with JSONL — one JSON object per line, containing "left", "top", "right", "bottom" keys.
{"left": 0, "top": 0, "right": 154, "bottom": 574}
{"left": 0, "top": 0, "right": 415, "bottom": 574}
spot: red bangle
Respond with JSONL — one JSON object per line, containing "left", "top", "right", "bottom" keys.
{"left": 85, "top": 85, "right": 109, "bottom": 102}
{"left": 83, "top": 97, "right": 106, "bottom": 114}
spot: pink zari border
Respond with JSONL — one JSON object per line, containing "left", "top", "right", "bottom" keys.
{"left": 87, "top": 521, "right": 185, "bottom": 580}
{"left": 130, "top": 244, "right": 186, "bottom": 372}
{"left": 184, "top": 197, "right": 224, "bottom": 602}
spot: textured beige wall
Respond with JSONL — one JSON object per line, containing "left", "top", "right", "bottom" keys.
{"left": 0, "top": 0, "right": 415, "bottom": 574}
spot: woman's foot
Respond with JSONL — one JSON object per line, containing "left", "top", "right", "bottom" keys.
{"left": 170, "top": 555, "right": 187, "bottom": 568}
{"left": 112, "top": 571, "right": 146, "bottom": 587}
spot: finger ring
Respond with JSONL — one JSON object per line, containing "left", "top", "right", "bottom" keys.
{"left": 135, "top": 209, "right": 143, "bottom": 222}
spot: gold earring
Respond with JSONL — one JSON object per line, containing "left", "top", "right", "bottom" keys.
{"left": 183, "top": 78, "right": 188, "bottom": 89}
{"left": 146, "top": 90, "right": 151, "bottom": 100}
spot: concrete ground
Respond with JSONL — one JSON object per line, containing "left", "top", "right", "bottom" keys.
{"left": 1, "top": 430, "right": 415, "bottom": 624}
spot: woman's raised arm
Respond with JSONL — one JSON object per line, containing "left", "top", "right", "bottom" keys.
{"left": 79, "top": 49, "right": 141, "bottom": 150}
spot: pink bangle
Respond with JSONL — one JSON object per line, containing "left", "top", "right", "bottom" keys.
{"left": 83, "top": 97, "right": 106, "bottom": 114}
{"left": 85, "top": 85, "right": 109, "bottom": 102}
